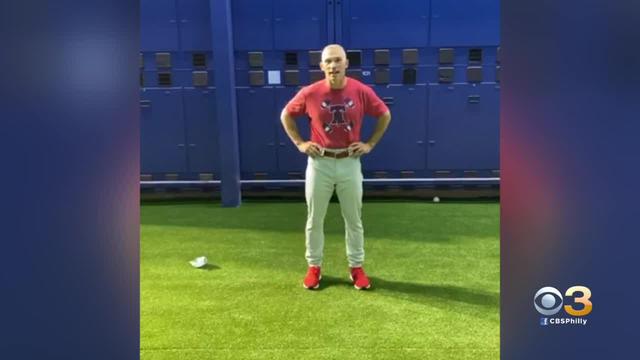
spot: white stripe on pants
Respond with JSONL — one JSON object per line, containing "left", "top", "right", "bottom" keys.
{"left": 305, "top": 155, "right": 364, "bottom": 267}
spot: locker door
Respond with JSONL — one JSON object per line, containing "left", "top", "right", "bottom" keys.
{"left": 274, "top": 0, "right": 328, "bottom": 50}
{"left": 360, "top": 85, "right": 427, "bottom": 172}
{"left": 140, "top": 89, "right": 187, "bottom": 173}
{"left": 430, "top": 0, "right": 500, "bottom": 46}
{"left": 177, "top": 0, "right": 212, "bottom": 51}
{"left": 183, "top": 89, "right": 219, "bottom": 173}
{"left": 232, "top": 0, "right": 274, "bottom": 50}
{"left": 237, "top": 88, "right": 278, "bottom": 174}
{"left": 341, "top": 0, "right": 430, "bottom": 48}
{"left": 141, "top": 0, "right": 179, "bottom": 51}
{"left": 427, "top": 84, "right": 499, "bottom": 169}
{"left": 275, "top": 87, "right": 310, "bottom": 173}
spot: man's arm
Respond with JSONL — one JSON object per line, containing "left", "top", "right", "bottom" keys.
{"left": 280, "top": 108, "right": 322, "bottom": 157}
{"left": 349, "top": 111, "right": 391, "bottom": 156}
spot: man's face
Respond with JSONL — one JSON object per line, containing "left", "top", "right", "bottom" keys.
{"left": 320, "top": 46, "right": 349, "bottom": 83}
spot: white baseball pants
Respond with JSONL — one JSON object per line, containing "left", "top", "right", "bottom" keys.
{"left": 304, "top": 153, "right": 364, "bottom": 267}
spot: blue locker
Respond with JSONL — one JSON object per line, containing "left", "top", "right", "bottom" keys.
{"left": 237, "top": 88, "right": 278, "bottom": 174}
{"left": 275, "top": 87, "right": 310, "bottom": 172}
{"left": 274, "top": 1, "right": 329, "bottom": 50}
{"left": 430, "top": 0, "right": 500, "bottom": 46}
{"left": 183, "top": 89, "right": 219, "bottom": 173}
{"left": 232, "top": 0, "right": 274, "bottom": 50}
{"left": 177, "top": 0, "right": 212, "bottom": 51}
{"left": 141, "top": 0, "right": 179, "bottom": 51}
{"left": 341, "top": 0, "right": 430, "bottom": 48}
{"left": 140, "top": 89, "right": 187, "bottom": 173}
{"left": 361, "top": 85, "right": 427, "bottom": 171}
{"left": 427, "top": 84, "right": 499, "bottom": 170}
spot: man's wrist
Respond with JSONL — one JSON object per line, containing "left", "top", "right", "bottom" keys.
{"left": 365, "top": 141, "right": 376, "bottom": 148}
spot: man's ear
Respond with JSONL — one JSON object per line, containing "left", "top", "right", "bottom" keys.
{"left": 344, "top": 58, "right": 349, "bottom": 69}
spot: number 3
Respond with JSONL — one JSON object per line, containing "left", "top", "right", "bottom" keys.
{"left": 564, "top": 286, "right": 592, "bottom": 316}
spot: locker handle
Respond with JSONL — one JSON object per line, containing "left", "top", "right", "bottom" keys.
{"left": 279, "top": 142, "right": 286, "bottom": 146}
{"left": 177, "top": 144, "right": 185, "bottom": 148}
{"left": 140, "top": 100, "right": 151, "bottom": 108}
{"left": 382, "top": 97, "right": 394, "bottom": 106}
{"left": 468, "top": 95, "right": 481, "bottom": 104}
{"left": 428, "top": 140, "right": 436, "bottom": 145}
{"left": 267, "top": 142, "right": 275, "bottom": 146}
{"left": 188, "top": 144, "right": 196, "bottom": 147}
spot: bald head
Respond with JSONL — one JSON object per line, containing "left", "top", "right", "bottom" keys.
{"left": 321, "top": 44, "right": 346, "bottom": 62}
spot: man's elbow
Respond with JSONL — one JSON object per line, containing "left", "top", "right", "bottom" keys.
{"left": 381, "top": 111, "right": 391, "bottom": 123}
{"left": 280, "top": 109, "right": 290, "bottom": 124}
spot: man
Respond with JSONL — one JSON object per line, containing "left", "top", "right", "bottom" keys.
{"left": 280, "top": 44, "right": 391, "bottom": 290}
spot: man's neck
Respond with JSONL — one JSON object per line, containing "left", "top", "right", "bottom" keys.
{"left": 327, "top": 77, "right": 348, "bottom": 90}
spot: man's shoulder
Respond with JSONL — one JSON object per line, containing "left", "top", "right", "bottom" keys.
{"left": 347, "top": 77, "right": 374, "bottom": 92}
{"left": 304, "top": 80, "right": 326, "bottom": 93}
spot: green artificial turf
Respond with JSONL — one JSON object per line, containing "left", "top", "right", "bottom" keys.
{"left": 141, "top": 200, "right": 500, "bottom": 360}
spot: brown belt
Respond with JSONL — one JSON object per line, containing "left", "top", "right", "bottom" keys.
{"left": 322, "top": 150, "right": 351, "bottom": 159}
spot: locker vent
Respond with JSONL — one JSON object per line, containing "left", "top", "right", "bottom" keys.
{"left": 403, "top": 68, "right": 416, "bottom": 84}
{"left": 438, "top": 67, "right": 454, "bottom": 83}
{"left": 309, "top": 70, "right": 324, "bottom": 82}
{"left": 249, "top": 71, "right": 265, "bottom": 86}
{"left": 248, "top": 52, "right": 264, "bottom": 68}
{"left": 158, "top": 72, "right": 172, "bottom": 86}
{"left": 284, "top": 70, "right": 299, "bottom": 86}
{"left": 155, "top": 52, "right": 171, "bottom": 68}
{"left": 347, "top": 50, "right": 362, "bottom": 67}
{"left": 374, "top": 68, "right": 390, "bottom": 85}
{"left": 192, "top": 71, "right": 208, "bottom": 87}
{"left": 192, "top": 53, "right": 206, "bottom": 68}
{"left": 374, "top": 49, "right": 390, "bottom": 65}
{"left": 466, "top": 66, "right": 483, "bottom": 82}
{"left": 469, "top": 48, "right": 482, "bottom": 63}
{"left": 402, "top": 49, "right": 419, "bottom": 65}
{"left": 439, "top": 48, "right": 454, "bottom": 64}
{"left": 308, "top": 51, "right": 322, "bottom": 67}
{"left": 285, "top": 52, "right": 298, "bottom": 66}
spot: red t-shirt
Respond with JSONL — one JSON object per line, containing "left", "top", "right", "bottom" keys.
{"left": 285, "top": 78, "right": 389, "bottom": 149}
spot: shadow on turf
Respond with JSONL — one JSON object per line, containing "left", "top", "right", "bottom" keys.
{"left": 319, "top": 276, "right": 497, "bottom": 307}
{"left": 196, "top": 264, "right": 220, "bottom": 271}
{"left": 371, "top": 277, "right": 498, "bottom": 307}
{"left": 317, "top": 275, "right": 353, "bottom": 290}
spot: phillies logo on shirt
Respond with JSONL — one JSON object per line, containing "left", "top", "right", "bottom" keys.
{"left": 320, "top": 98, "right": 355, "bottom": 133}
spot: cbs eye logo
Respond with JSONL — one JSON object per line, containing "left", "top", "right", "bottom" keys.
{"left": 534, "top": 286, "right": 592, "bottom": 316}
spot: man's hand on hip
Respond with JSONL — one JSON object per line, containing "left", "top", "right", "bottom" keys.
{"left": 348, "top": 142, "right": 373, "bottom": 157}
{"left": 297, "top": 141, "right": 322, "bottom": 157}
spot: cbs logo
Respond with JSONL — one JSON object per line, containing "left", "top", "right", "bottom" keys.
{"left": 534, "top": 286, "right": 592, "bottom": 316}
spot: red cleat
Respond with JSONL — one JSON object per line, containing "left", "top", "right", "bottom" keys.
{"left": 350, "top": 267, "right": 371, "bottom": 290}
{"left": 303, "top": 266, "right": 321, "bottom": 289}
